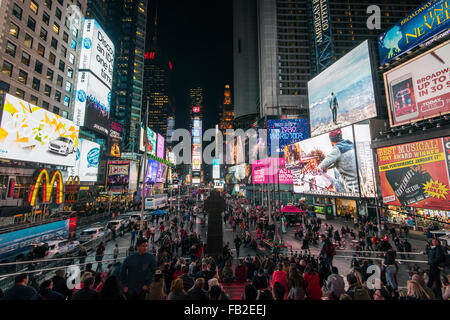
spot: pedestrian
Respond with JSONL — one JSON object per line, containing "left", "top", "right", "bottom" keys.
{"left": 71, "top": 276, "right": 99, "bottom": 300}
{"left": 147, "top": 270, "right": 166, "bottom": 300}
{"left": 2, "top": 274, "right": 37, "bottom": 300}
{"left": 303, "top": 263, "right": 322, "bottom": 300}
{"left": 51, "top": 269, "right": 72, "bottom": 299}
{"left": 187, "top": 278, "right": 209, "bottom": 300}
{"left": 325, "top": 267, "right": 345, "bottom": 300}
{"left": 95, "top": 242, "right": 105, "bottom": 272}
{"left": 234, "top": 235, "right": 242, "bottom": 258}
{"left": 32, "top": 280, "right": 64, "bottom": 300}
{"left": 271, "top": 264, "right": 288, "bottom": 294}
{"left": 427, "top": 238, "right": 445, "bottom": 300}
{"left": 345, "top": 273, "right": 371, "bottom": 300}
{"left": 168, "top": 278, "right": 188, "bottom": 300}
{"left": 120, "top": 238, "right": 157, "bottom": 300}
{"left": 113, "top": 244, "right": 119, "bottom": 263}
{"left": 78, "top": 246, "right": 88, "bottom": 268}
{"left": 130, "top": 229, "right": 136, "bottom": 247}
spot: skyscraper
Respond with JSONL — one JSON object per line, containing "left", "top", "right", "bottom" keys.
{"left": 219, "top": 85, "right": 234, "bottom": 137}
{"left": 189, "top": 86, "right": 203, "bottom": 130}
{"left": 233, "top": 0, "right": 424, "bottom": 120}
{"left": 106, "top": 0, "right": 148, "bottom": 154}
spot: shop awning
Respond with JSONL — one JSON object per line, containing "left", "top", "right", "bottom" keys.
{"left": 281, "top": 206, "right": 303, "bottom": 214}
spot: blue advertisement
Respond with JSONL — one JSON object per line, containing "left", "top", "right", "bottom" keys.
{"left": 145, "top": 160, "right": 159, "bottom": 184}
{"left": 0, "top": 220, "right": 68, "bottom": 260}
{"left": 268, "top": 119, "right": 310, "bottom": 156}
{"left": 378, "top": 0, "right": 450, "bottom": 65}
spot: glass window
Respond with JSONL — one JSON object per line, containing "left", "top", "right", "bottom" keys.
{"left": 37, "top": 43, "right": 45, "bottom": 57}
{"left": 71, "top": 27, "right": 78, "bottom": 38}
{"left": 53, "top": 22, "right": 60, "bottom": 34}
{"left": 61, "top": 110, "right": 68, "bottom": 119}
{"left": 44, "top": 0, "right": 52, "bottom": 10}
{"left": 18, "top": 69, "right": 28, "bottom": 84}
{"left": 5, "top": 41, "right": 17, "bottom": 57}
{"left": 55, "top": 90, "right": 61, "bottom": 102}
{"left": 30, "top": 1, "right": 39, "bottom": 14}
{"left": 21, "top": 51, "right": 31, "bottom": 66}
{"left": 53, "top": 106, "right": 59, "bottom": 114}
{"left": 24, "top": 33, "right": 33, "bottom": 48}
{"left": 42, "top": 101, "right": 49, "bottom": 110}
{"left": 55, "top": 7, "right": 62, "bottom": 20}
{"left": 51, "top": 37, "right": 58, "bottom": 49}
{"left": 42, "top": 11, "right": 50, "bottom": 25}
{"left": 32, "top": 77, "right": 40, "bottom": 91}
{"left": 9, "top": 22, "right": 20, "bottom": 38}
{"left": 63, "top": 96, "right": 70, "bottom": 107}
{"left": 67, "top": 67, "right": 73, "bottom": 78}
{"left": 27, "top": 16, "right": 36, "bottom": 31}
{"left": 60, "top": 45, "right": 67, "bottom": 57}
{"left": 63, "top": 32, "right": 69, "bottom": 43}
{"left": 40, "top": 27, "right": 47, "bottom": 41}
{"left": 59, "top": 60, "right": 65, "bottom": 72}
{"left": 69, "top": 53, "right": 75, "bottom": 64}
{"left": 46, "top": 68, "right": 54, "bottom": 81}
{"left": 30, "top": 95, "right": 38, "bottom": 105}
{"left": 2, "top": 61, "right": 13, "bottom": 77}
{"left": 15, "top": 88, "right": 25, "bottom": 99}
{"left": 13, "top": 4, "right": 23, "bottom": 20}
{"left": 49, "top": 52, "right": 56, "bottom": 65}
{"left": 57, "top": 75, "right": 63, "bottom": 87}
{"left": 65, "top": 81, "right": 72, "bottom": 92}
{"left": 44, "top": 84, "right": 51, "bottom": 97}
{"left": 70, "top": 40, "right": 76, "bottom": 50}
{"left": 34, "top": 60, "right": 43, "bottom": 74}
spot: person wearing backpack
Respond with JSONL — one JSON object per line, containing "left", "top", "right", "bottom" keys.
{"left": 346, "top": 273, "right": 371, "bottom": 300}
{"left": 319, "top": 235, "right": 335, "bottom": 272}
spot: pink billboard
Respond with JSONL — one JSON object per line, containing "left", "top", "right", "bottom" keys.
{"left": 252, "top": 158, "right": 293, "bottom": 184}
{"left": 157, "top": 133, "right": 165, "bottom": 159}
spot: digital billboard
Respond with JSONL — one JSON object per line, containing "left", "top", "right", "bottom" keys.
{"left": 354, "top": 124, "right": 376, "bottom": 198}
{"left": 145, "top": 159, "right": 159, "bottom": 184}
{"left": 156, "top": 163, "right": 167, "bottom": 183}
{"left": 286, "top": 126, "right": 360, "bottom": 197}
{"left": 227, "top": 164, "right": 251, "bottom": 184}
{"left": 267, "top": 119, "right": 310, "bottom": 156}
{"left": 74, "top": 71, "right": 111, "bottom": 136}
{"left": 157, "top": 133, "right": 165, "bottom": 159}
{"left": 378, "top": 0, "right": 450, "bottom": 66}
{"left": 192, "top": 155, "right": 201, "bottom": 171}
{"left": 128, "top": 161, "right": 138, "bottom": 192}
{"left": 139, "top": 127, "right": 157, "bottom": 155}
{"left": 308, "top": 40, "right": 376, "bottom": 137}
{"left": 68, "top": 139, "right": 100, "bottom": 182}
{"left": 377, "top": 137, "right": 450, "bottom": 210}
{"left": 107, "top": 160, "right": 129, "bottom": 187}
{"left": 0, "top": 94, "right": 79, "bottom": 167}
{"left": 80, "top": 19, "right": 115, "bottom": 89}
{"left": 251, "top": 158, "right": 293, "bottom": 185}
{"left": 384, "top": 40, "right": 450, "bottom": 127}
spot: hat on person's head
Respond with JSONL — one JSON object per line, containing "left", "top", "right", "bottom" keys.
{"left": 136, "top": 237, "right": 147, "bottom": 247}
{"left": 329, "top": 129, "right": 343, "bottom": 143}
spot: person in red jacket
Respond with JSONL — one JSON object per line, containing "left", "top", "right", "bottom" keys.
{"left": 303, "top": 263, "right": 322, "bottom": 300}
{"left": 235, "top": 259, "right": 248, "bottom": 283}
{"left": 270, "top": 264, "right": 288, "bottom": 294}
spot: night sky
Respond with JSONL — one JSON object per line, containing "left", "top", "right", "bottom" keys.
{"left": 148, "top": 0, "right": 233, "bottom": 132}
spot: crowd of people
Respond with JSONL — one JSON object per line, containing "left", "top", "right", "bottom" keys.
{"left": 0, "top": 194, "right": 448, "bottom": 301}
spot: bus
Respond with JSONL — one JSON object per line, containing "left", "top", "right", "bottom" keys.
{"left": 145, "top": 194, "right": 168, "bottom": 210}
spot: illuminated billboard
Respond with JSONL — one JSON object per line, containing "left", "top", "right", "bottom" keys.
{"left": 308, "top": 40, "right": 376, "bottom": 137}
{"left": 74, "top": 71, "right": 111, "bottom": 136}
{"left": 354, "top": 124, "right": 376, "bottom": 198}
{"left": 0, "top": 94, "right": 79, "bottom": 166}
{"left": 79, "top": 19, "right": 115, "bottom": 89}
{"left": 107, "top": 160, "right": 129, "bottom": 187}
{"left": 251, "top": 158, "right": 292, "bottom": 185}
{"left": 68, "top": 139, "right": 100, "bottom": 182}
{"left": 128, "top": 161, "right": 138, "bottom": 192}
{"left": 377, "top": 137, "right": 450, "bottom": 210}
{"left": 384, "top": 40, "right": 450, "bottom": 127}
{"left": 378, "top": 0, "right": 450, "bottom": 65}
{"left": 157, "top": 133, "right": 165, "bottom": 159}
{"left": 139, "top": 127, "right": 157, "bottom": 155}
{"left": 267, "top": 119, "right": 310, "bottom": 156}
{"left": 192, "top": 155, "right": 201, "bottom": 171}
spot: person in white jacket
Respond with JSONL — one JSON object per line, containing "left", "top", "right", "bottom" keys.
{"left": 325, "top": 267, "right": 345, "bottom": 300}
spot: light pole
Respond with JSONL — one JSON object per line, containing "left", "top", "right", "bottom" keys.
{"left": 140, "top": 97, "right": 149, "bottom": 232}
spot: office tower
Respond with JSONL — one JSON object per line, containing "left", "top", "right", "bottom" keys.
{"left": 106, "top": 0, "right": 148, "bottom": 154}
{"left": 189, "top": 86, "right": 203, "bottom": 130}
{"left": 0, "top": 0, "right": 87, "bottom": 118}
{"left": 219, "top": 84, "right": 235, "bottom": 137}
{"left": 85, "top": 0, "right": 108, "bottom": 29}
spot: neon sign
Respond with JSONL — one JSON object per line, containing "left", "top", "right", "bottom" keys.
{"left": 28, "top": 169, "right": 64, "bottom": 207}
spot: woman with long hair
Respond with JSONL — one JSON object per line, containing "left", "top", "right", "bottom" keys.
{"left": 303, "top": 263, "right": 322, "bottom": 300}
{"left": 99, "top": 275, "right": 126, "bottom": 300}
{"left": 167, "top": 278, "right": 187, "bottom": 300}
{"left": 287, "top": 263, "right": 305, "bottom": 300}
{"left": 400, "top": 280, "right": 432, "bottom": 300}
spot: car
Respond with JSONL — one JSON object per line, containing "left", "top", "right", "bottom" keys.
{"left": 78, "top": 227, "right": 109, "bottom": 243}
{"left": 48, "top": 136, "right": 75, "bottom": 156}
{"left": 106, "top": 220, "right": 123, "bottom": 231}
{"left": 45, "top": 239, "right": 80, "bottom": 258}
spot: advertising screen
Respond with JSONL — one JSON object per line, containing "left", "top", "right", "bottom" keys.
{"left": 139, "top": 127, "right": 157, "bottom": 155}
{"left": 377, "top": 137, "right": 450, "bottom": 210}
{"left": 109, "top": 121, "right": 122, "bottom": 141}
{"left": 384, "top": 40, "right": 450, "bottom": 127}
{"left": 378, "top": 0, "right": 450, "bottom": 65}
{"left": 107, "top": 160, "right": 129, "bottom": 187}
{"left": 68, "top": 139, "right": 100, "bottom": 182}
{"left": 74, "top": 71, "right": 111, "bottom": 136}
{"left": 79, "top": 19, "right": 115, "bottom": 89}
{"left": 157, "top": 133, "right": 165, "bottom": 159}
{"left": 308, "top": 40, "right": 376, "bottom": 137}
{"left": 227, "top": 164, "right": 251, "bottom": 184}
{"left": 354, "top": 124, "right": 376, "bottom": 198}
{"left": 145, "top": 159, "right": 159, "bottom": 184}
{"left": 192, "top": 155, "right": 201, "bottom": 171}
{"left": 251, "top": 158, "right": 292, "bottom": 185}
{"left": 267, "top": 119, "right": 310, "bottom": 156}
{"left": 286, "top": 126, "right": 360, "bottom": 197}
{"left": 0, "top": 94, "right": 79, "bottom": 166}
{"left": 156, "top": 163, "right": 166, "bottom": 183}
{"left": 128, "top": 161, "right": 138, "bottom": 192}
